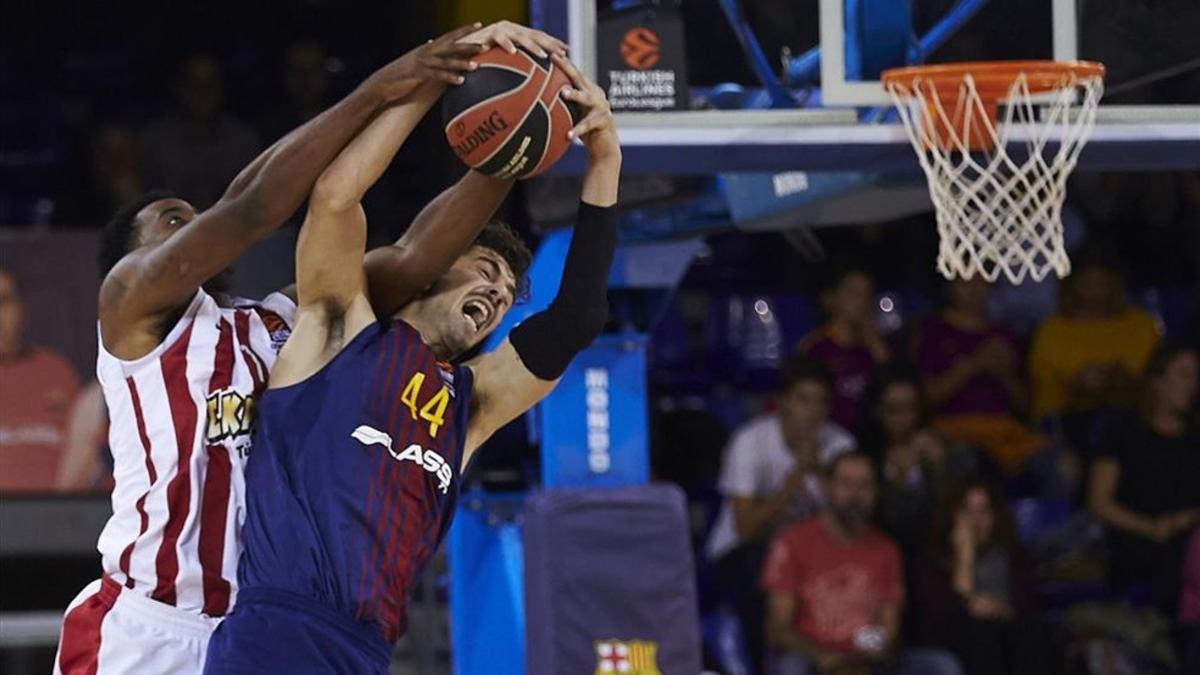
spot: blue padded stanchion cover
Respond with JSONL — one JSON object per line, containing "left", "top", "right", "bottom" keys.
{"left": 523, "top": 484, "right": 702, "bottom": 675}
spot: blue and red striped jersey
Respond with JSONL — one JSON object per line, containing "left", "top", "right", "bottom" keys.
{"left": 236, "top": 319, "right": 473, "bottom": 643}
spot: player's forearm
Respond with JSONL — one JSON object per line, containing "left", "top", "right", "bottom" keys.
{"left": 508, "top": 201, "right": 617, "bottom": 380}
{"left": 231, "top": 83, "right": 386, "bottom": 232}
{"left": 365, "top": 170, "right": 513, "bottom": 315}
{"left": 580, "top": 154, "right": 620, "bottom": 207}
{"left": 312, "top": 84, "right": 443, "bottom": 213}
{"left": 223, "top": 137, "right": 282, "bottom": 201}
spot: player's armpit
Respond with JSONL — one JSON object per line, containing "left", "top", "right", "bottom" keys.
{"left": 269, "top": 294, "right": 374, "bottom": 390}
{"left": 462, "top": 338, "right": 557, "bottom": 467}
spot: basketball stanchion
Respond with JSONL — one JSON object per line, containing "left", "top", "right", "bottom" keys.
{"left": 882, "top": 61, "right": 1105, "bottom": 283}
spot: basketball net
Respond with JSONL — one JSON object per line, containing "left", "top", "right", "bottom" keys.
{"left": 884, "top": 64, "right": 1105, "bottom": 283}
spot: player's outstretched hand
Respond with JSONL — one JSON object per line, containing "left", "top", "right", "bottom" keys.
{"left": 459, "top": 21, "right": 568, "bottom": 59}
{"left": 552, "top": 53, "right": 620, "bottom": 164}
{"left": 364, "top": 24, "right": 486, "bottom": 102}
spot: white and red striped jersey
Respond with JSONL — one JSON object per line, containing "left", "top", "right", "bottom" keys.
{"left": 95, "top": 289, "right": 295, "bottom": 618}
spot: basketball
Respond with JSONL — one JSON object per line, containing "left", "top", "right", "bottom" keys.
{"left": 442, "top": 47, "right": 581, "bottom": 180}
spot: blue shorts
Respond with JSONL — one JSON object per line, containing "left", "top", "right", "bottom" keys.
{"left": 203, "top": 587, "right": 391, "bottom": 674}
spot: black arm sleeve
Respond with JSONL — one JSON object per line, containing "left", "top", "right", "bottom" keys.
{"left": 509, "top": 201, "right": 617, "bottom": 380}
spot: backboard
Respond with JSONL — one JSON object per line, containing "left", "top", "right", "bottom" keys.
{"left": 535, "top": 0, "right": 1200, "bottom": 176}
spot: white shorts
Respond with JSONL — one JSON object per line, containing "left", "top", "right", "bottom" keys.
{"left": 54, "top": 577, "right": 222, "bottom": 675}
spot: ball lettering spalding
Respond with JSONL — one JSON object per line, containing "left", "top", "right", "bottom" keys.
{"left": 442, "top": 47, "right": 582, "bottom": 180}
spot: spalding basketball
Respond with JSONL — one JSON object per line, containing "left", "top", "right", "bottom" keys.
{"left": 442, "top": 47, "right": 581, "bottom": 180}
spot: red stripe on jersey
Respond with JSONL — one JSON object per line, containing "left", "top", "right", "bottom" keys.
{"left": 198, "top": 319, "right": 235, "bottom": 616}
{"left": 152, "top": 322, "right": 198, "bottom": 606}
{"left": 118, "top": 377, "right": 159, "bottom": 589}
{"left": 372, "top": 335, "right": 426, "bottom": 636}
{"left": 356, "top": 329, "right": 405, "bottom": 619}
{"left": 235, "top": 310, "right": 268, "bottom": 390}
{"left": 56, "top": 577, "right": 121, "bottom": 675}
{"left": 365, "top": 331, "right": 417, "bottom": 622}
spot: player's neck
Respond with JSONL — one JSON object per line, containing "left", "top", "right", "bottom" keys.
{"left": 394, "top": 306, "right": 455, "bottom": 361}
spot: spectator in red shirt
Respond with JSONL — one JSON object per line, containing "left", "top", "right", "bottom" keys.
{"left": 761, "top": 452, "right": 961, "bottom": 675}
{"left": 0, "top": 269, "right": 81, "bottom": 492}
{"left": 799, "top": 267, "right": 890, "bottom": 432}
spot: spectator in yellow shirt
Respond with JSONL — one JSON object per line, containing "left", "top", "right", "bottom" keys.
{"left": 1029, "top": 253, "right": 1160, "bottom": 421}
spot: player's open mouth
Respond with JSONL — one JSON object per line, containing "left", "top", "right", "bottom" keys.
{"left": 462, "top": 297, "right": 493, "bottom": 333}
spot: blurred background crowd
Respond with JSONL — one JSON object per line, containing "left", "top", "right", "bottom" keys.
{"left": 2, "top": 0, "right": 1199, "bottom": 673}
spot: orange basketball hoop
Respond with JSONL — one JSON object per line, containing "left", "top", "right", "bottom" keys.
{"left": 882, "top": 60, "right": 1106, "bottom": 283}
{"left": 883, "top": 61, "right": 1105, "bottom": 151}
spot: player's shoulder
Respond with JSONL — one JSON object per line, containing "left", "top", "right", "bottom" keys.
{"left": 98, "top": 288, "right": 211, "bottom": 368}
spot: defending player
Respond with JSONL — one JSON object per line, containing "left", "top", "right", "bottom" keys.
{"left": 55, "top": 23, "right": 568, "bottom": 675}
{"left": 202, "top": 54, "right": 619, "bottom": 673}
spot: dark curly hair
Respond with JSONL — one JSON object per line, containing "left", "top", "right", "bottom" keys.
{"left": 99, "top": 190, "right": 179, "bottom": 278}
{"left": 473, "top": 220, "right": 532, "bottom": 300}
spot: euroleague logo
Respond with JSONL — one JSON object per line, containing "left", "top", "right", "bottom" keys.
{"left": 620, "top": 27, "right": 660, "bottom": 70}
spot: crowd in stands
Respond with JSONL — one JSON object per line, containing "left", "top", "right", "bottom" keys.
{"left": 700, "top": 255, "right": 1200, "bottom": 674}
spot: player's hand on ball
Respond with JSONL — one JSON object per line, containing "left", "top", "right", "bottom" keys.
{"left": 367, "top": 24, "right": 486, "bottom": 101}
{"left": 552, "top": 53, "right": 620, "bottom": 163}
{"left": 459, "top": 20, "right": 568, "bottom": 59}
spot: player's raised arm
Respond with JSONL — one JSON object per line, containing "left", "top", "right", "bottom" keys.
{"left": 271, "top": 83, "right": 483, "bottom": 386}
{"left": 363, "top": 22, "right": 569, "bottom": 316}
{"left": 463, "top": 55, "right": 620, "bottom": 465}
{"left": 100, "top": 25, "right": 483, "bottom": 354}
{"left": 299, "top": 92, "right": 452, "bottom": 313}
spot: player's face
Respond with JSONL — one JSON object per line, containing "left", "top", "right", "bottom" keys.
{"left": 135, "top": 198, "right": 198, "bottom": 248}
{"left": 132, "top": 199, "right": 232, "bottom": 293}
{"left": 409, "top": 247, "right": 517, "bottom": 358}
